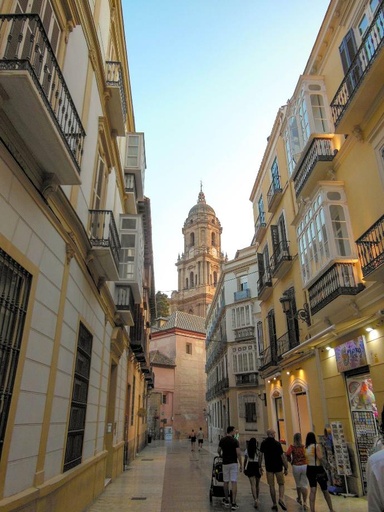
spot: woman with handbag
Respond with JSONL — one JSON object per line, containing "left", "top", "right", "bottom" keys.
{"left": 304, "top": 432, "right": 335, "bottom": 512}
{"left": 286, "top": 433, "right": 309, "bottom": 509}
{"left": 243, "top": 437, "right": 262, "bottom": 509}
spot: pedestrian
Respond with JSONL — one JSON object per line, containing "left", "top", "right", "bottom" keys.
{"left": 286, "top": 432, "right": 309, "bottom": 509}
{"left": 218, "top": 425, "right": 242, "bottom": 510}
{"left": 305, "top": 431, "right": 335, "bottom": 512}
{"left": 189, "top": 429, "right": 196, "bottom": 451}
{"left": 243, "top": 437, "right": 262, "bottom": 509}
{"left": 259, "top": 428, "right": 288, "bottom": 511}
{"left": 197, "top": 427, "right": 204, "bottom": 450}
{"left": 366, "top": 447, "right": 384, "bottom": 511}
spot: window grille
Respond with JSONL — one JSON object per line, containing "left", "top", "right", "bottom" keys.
{"left": 0, "top": 249, "right": 32, "bottom": 459}
{"left": 63, "top": 322, "right": 92, "bottom": 472}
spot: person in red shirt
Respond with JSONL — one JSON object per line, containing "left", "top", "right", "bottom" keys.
{"left": 286, "top": 433, "right": 309, "bottom": 509}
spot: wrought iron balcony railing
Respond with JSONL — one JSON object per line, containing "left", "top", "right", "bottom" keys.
{"left": 0, "top": 14, "right": 85, "bottom": 170}
{"left": 293, "top": 138, "right": 337, "bottom": 197}
{"left": 356, "top": 214, "right": 384, "bottom": 279}
{"left": 88, "top": 210, "right": 121, "bottom": 270}
{"left": 267, "top": 176, "right": 283, "bottom": 212}
{"left": 308, "top": 262, "right": 365, "bottom": 315}
{"left": 331, "top": 3, "right": 384, "bottom": 127}
{"left": 257, "top": 268, "right": 272, "bottom": 298}
{"left": 235, "top": 373, "right": 258, "bottom": 386}
{"left": 270, "top": 240, "right": 292, "bottom": 278}
{"left": 254, "top": 212, "right": 267, "bottom": 242}
{"left": 259, "top": 342, "right": 278, "bottom": 371}
{"left": 105, "top": 60, "right": 127, "bottom": 125}
{"left": 276, "top": 331, "right": 299, "bottom": 359}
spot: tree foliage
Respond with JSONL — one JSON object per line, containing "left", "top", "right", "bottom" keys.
{"left": 155, "top": 291, "right": 170, "bottom": 318}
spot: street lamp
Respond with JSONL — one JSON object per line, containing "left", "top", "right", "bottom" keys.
{"left": 279, "top": 293, "right": 311, "bottom": 326}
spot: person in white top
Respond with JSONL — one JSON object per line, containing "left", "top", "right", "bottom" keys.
{"left": 366, "top": 448, "right": 384, "bottom": 511}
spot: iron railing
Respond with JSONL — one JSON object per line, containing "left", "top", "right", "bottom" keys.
{"left": 88, "top": 210, "right": 121, "bottom": 271}
{"left": 105, "top": 60, "right": 127, "bottom": 123}
{"left": 267, "top": 175, "right": 282, "bottom": 208}
{"left": 356, "top": 214, "right": 384, "bottom": 277}
{"left": 308, "top": 262, "right": 365, "bottom": 314}
{"left": 257, "top": 268, "right": 272, "bottom": 296}
{"left": 331, "top": 3, "right": 384, "bottom": 126}
{"left": 234, "top": 288, "right": 251, "bottom": 301}
{"left": 259, "top": 342, "right": 278, "bottom": 371}
{"left": 270, "top": 240, "right": 292, "bottom": 276}
{"left": 276, "top": 331, "right": 299, "bottom": 359}
{"left": 294, "top": 138, "right": 336, "bottom": 196}
{"left": 0, "top": 14, "right": 85, "bottom": 169}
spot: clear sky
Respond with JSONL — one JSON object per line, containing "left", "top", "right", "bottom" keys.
{"left": 122, "top": 0, "right": 330, "bottom": 295}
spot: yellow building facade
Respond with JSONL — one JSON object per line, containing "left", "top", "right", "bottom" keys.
{"left": 250, "top": 0, "right": 384, "bottom": 497}
{"left": 0, "top": 1, "right": 154, "bottom": 511}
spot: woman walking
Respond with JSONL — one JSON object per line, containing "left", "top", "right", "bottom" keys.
{"left": 244, "top": 437, "right": 262, "bottom": 509}
{"left": 286, "top": 433, "right": 309, "bottom": 509}
{"left": 305, "top": 432, "right": 335, "bottom": 512}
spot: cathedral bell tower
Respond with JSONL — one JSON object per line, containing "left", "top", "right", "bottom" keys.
{"left": 170, "top": 186, "right": 225, "bottom": 317}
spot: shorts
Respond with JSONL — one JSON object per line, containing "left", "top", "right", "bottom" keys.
{"left": 306, "top": 465, "right": 328, "bottom": 490}
{"left": 223, "top": 463, "right": 239, "bottom": 483}
{"left": 292, "top": 464, "right": 309, "bottom": 489}
{"left": 198, "top": 439, "right": 203, "bottom": 444}
{"left": 266, "top": 470, "right": 285, "bottom": 487}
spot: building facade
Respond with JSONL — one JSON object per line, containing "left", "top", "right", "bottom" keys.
{"left": 0, "top": 1, "right": 154, "bottom": 511}
{"left": 170, "top": 186, "right": 225, "bottom": 317}
{"left": 250, "top": 0, "right": 384, "bottom": 497}
{"left": 205, "top": 246, "right": 267, "bottom": 447}
{"left": 150, "top": 312, "right": 207, "bottom": 440}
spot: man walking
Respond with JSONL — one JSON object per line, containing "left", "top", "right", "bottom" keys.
{"left": 197, "top": 427, "right": 204, "bottom": 450}
{"left": 259, "top": 428, "right": 288, "bottom": 511}
{"left": 218, "top": 426, "right": 242, "bottom": 510}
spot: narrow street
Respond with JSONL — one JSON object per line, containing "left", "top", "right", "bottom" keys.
{"left": 84, "top": 440, "right": 368, "bottom": 512}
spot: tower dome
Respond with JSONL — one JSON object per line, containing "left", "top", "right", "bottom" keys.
{"left": 188, "top": 188, "right": 215, "bottom": 217}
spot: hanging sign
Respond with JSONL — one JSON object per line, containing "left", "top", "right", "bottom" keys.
{"left": 334, "top": 336, "right": 368, "bottom": 373}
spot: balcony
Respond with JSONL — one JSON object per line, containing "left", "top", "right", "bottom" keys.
{"left": 234, "top": 288, "right": 251, "bottom": 301}
{"left": 331, "top": 4, "right": 384, "bottom": 133}
{"left": 118, "top": 214, "right": 144, "bottom": 304}
{"left": 115, "top": 284, "right": 134, "bottom": 326}
{"left": 293, "top": 137, "right": 338, "bottom": 198}
{"left": 124, "top": 133, "right": 145, "bottom": 201}
{"left": 88, "top": 210, "right": 120, "bottom": 281}
{"left": 267, "top": 176, "right": 283, "bottom": 213}
{"left": 356, "top": 214, "right": 384, "bottom": 281}
{"left": 308, "top": 262, "right": 365, "bottom": 317}
{"left": 105, "top": 61, "right": 127, "bottom": 136}
{"left": 259, "top": 343, "right": 278, "bottom": 372}
{"left": 235, "top": 373, "right": 258, "bottom": 386}
{"left": 270, "top": 240, "right": 292, "bottom": 279}
{"left": 254, "top": 213, "right": 267, "bottom": 243}
{"left": 130, "top": 305, "right": 147, "bottom": 362}
{"left": 124, "top": 173, "right": 138, "bottom": 213}
{"left": 257, "top": 269, "right": 273, "bottom": 300}
{"left": 234, "top": 326, "right": 255, "bottom": 342}
{"left": 276, "top": 331, "right": 299, "bottom": 359}
{"left": 0, "top": 14, "right": 85, "bottom": 185}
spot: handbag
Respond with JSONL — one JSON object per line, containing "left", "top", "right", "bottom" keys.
{"left": 314, "top": 444, "right": 328, "bottom": 484}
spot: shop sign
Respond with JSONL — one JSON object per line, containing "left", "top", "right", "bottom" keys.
{"left": 334, "top": 335, "right": 368, "bottom": 373}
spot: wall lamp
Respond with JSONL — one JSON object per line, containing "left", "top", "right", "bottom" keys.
{"left": 279, "top": 293, "right": 311, "bottom": 326}
{"left": 257, "top": 392, "right": 267, "bottom": 406}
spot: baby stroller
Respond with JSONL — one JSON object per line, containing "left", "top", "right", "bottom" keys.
{"left": 209, "top": 456, "right": 232, "bottom": 503}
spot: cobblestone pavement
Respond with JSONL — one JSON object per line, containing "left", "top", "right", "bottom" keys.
{"left": 83, "top": 440, "right": 368, "bottom": 512}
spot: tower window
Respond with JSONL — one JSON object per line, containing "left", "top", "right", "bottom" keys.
{"left": 190, "top": 232, "right": 195, "bottom": 246}
{"left": 186, "top": 342, "right": 192, "bottom": 354}
{"left": 211, "top": 232, "right": 216, "bottom": 246}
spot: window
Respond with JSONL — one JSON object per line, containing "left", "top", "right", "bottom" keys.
{"left": 0, "top": 250, "right": 32, "bottom": 460}
{"left": 258, "top": 196, "right": 265, "bottom": 223}
{"left": 211, "top": 232, "right": 216, "bottom": 246}
{"left": 232, "top": 305, "right": 252, "bottom": 328}
{"left": 92, "top": 152, "right": 107, "bottom": 210}
{"left": 271, "top": 158, "right": 281, "bottom": 190}
{"left": 245, "top": 402, "right": 256, "bottom": 423}
{"left": 232, "top": 346, "right": 256, "bottom": 373}
{"left": 127, "top": 135, "right": 139, "bottom": 167}
{"left": 256, "top": 321, "right": 264, "bottom": 357}
{"left": 64, "top": 322, "right": 93, "bottom": 472}
{"left": 297, "top": 187, "right": 353, "bottom": 285}
{"left": 186, "top": 342, "right": 192, "bottom": 355}
{"left": 190, "top": 232, "right": 195, "bottom": 246}
{"left": 240, "top": 276, "right": 248, "bottom": 291}
{"left": 162, "top": 394, "right": 167, "bottom": 404}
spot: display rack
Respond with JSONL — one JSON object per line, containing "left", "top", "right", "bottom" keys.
{"left": 330, "top": 421, "right": 356, "bottom": 498}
